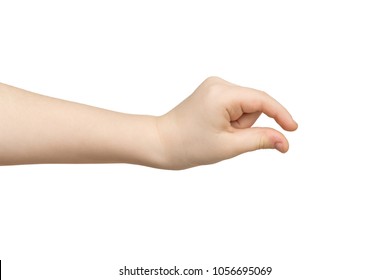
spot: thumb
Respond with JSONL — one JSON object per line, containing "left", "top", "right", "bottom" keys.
{"left": 230, "top": 127, "right": 290, "bottom": 155}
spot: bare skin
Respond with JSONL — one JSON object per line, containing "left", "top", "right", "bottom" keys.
{"left": 0, "top": 77, "right": 297, "bottom": 169}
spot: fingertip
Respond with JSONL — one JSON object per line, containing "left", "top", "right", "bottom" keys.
{"left": 290, "top": 119, "right": 299, "bottom": 131}
{"left": 275, "top": 142, "right": 284, "bottom": 153}
{"left": 268, "top": 130, "right": 289, "bottom": 153}
{"left": 275, "top": 140, "right": 289, "bottom": 153}
{"left": 293, "top": 119, "right": 298, "bottom": 129}
{"left": 281, "top": 118, "right": 298, "bottom": 131}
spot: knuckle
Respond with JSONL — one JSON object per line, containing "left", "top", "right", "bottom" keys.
{"left": 256, "top": 130, "right": 274, "bottom": 150}
{"left": 203, "top": 76, "right": 223, "bottom": 85}
{"left": 259, "top": 89, "right": 268, "bottom": 95}
{"left": 199, "top": 76, "right": 233, "bottom": 106}
{"left": 257, "top": 136, "right": 266, "bottom": 150}
{"left": 203, "top": 77, "right": 226, "bottom": 98}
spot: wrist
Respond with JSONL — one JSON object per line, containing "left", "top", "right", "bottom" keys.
{"left": 113, "top": 114, "right": 167, "bottom": 168}
{"left": 154, "top": 114, "right": 176, "bottom": 169}
{"left": 155, "top": 114, "right": 194, "bottom": 170}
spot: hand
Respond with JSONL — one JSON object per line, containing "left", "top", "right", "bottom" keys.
{"left": 157, "top": 76, "right": 298, "bottom": 169}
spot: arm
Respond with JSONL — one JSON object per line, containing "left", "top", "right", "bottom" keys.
{"left": 0, "top": 77, "right": 297, "bottom": 169}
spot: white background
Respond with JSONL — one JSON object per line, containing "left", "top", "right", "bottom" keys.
{"left": 1, "top": 1, "right": 389, "bottom": 279}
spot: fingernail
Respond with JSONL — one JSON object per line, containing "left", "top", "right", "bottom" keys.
{"left": 275, "top": 142, "right": 284, "bottom": 153}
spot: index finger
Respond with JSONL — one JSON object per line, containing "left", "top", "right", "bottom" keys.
{"left": 232, "top": 86, "right": 298, "bottom": 131}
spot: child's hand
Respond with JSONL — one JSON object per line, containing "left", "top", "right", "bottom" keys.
{"left": 0, "top": 78, "right": 297, "bottom": 169}
{"left": 157, "top": 77, "right": 298, "bottom": 169}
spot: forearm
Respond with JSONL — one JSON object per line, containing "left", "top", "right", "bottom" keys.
{"left": 0, "top": 83, "right": 164, "bottom": 167}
